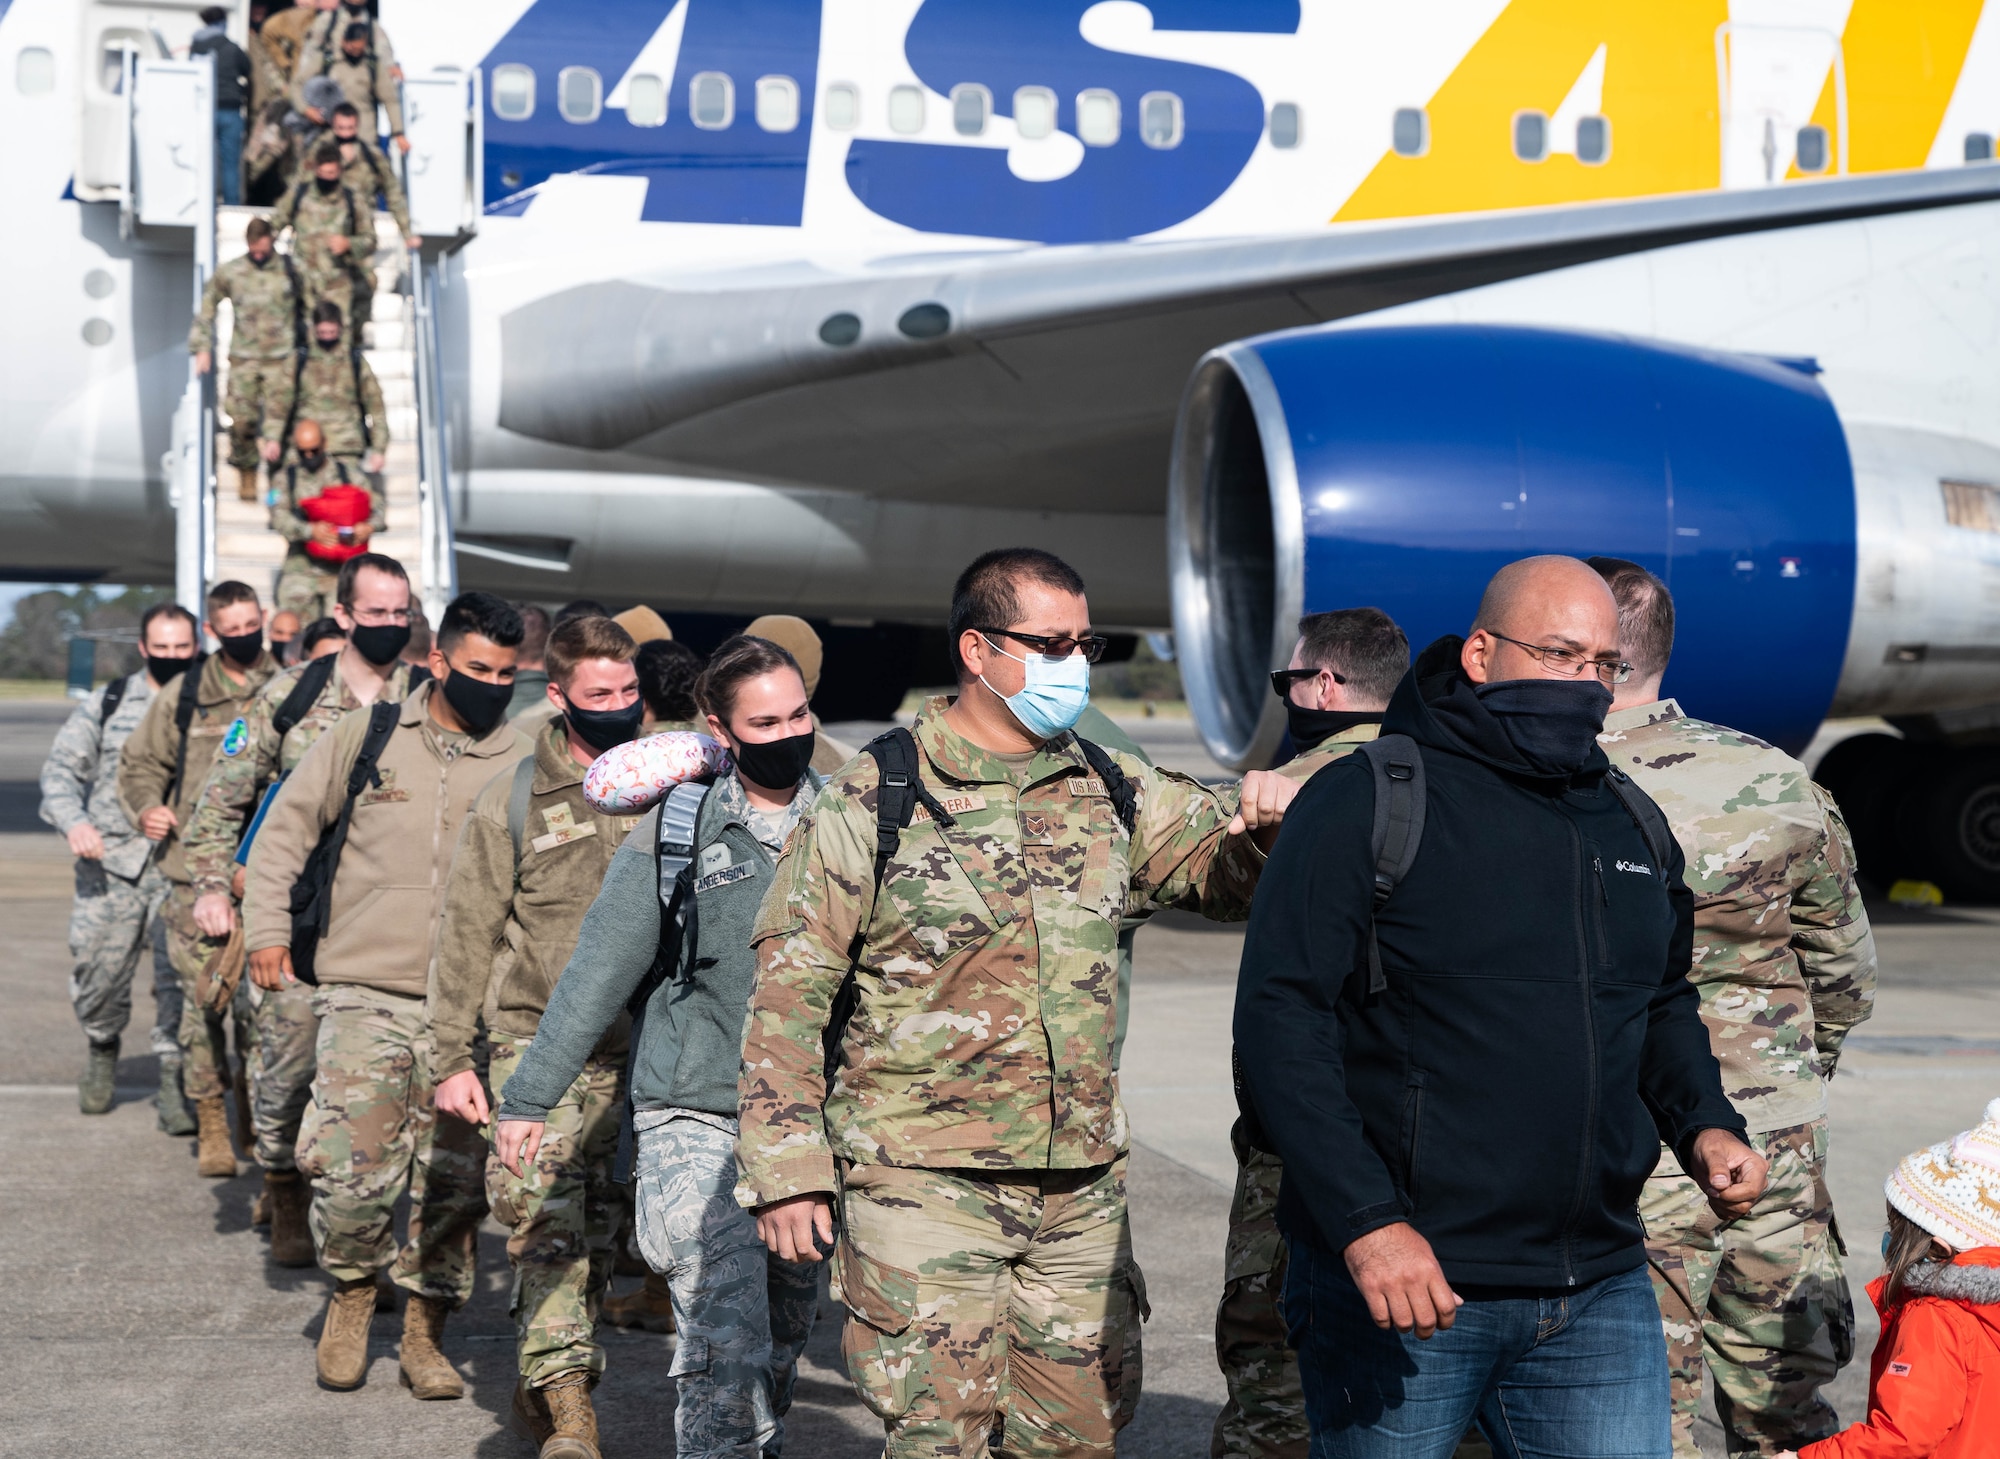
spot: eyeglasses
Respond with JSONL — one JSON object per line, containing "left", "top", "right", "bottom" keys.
{"left": 977, "top": 628, "right": 1109, "bottom": 663}
{"left": 1486, "top": 631, "right": 1633, "bottom": 685}
{"left": 1270, "top": 666, "right": 1345, "bottom": 699}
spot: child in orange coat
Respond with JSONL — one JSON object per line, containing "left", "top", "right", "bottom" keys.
{"left": 1787, "top": 1098, "right": 2000, "bottom": 1459}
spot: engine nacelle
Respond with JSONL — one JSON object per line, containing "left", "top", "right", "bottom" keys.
{"left": 1170, "top": 323, "right": 1868, "bottom": 768}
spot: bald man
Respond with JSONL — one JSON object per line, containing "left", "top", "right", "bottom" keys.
{"left": 1234, "top": 555, "right": 1764, "bottom": 1459}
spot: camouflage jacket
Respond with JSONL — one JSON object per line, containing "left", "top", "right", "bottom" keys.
{"left": 1599, "top": 699, "right": 1877, "bottom": 1133}
{"left": 257, "top": 4, "right": 314, "bottom": 79}
{"left": 182, "top": 653, "right": 416, "bottom": 897}
{"left": 1275, "top": 720, "right": 1381, "bottom": 785}
{"left": 735, "top": 696, "right": 1265, "bottom": 1207}
{"left": 39, "top": 672, "right": 160, "bottom": 881}
{"left": 269, "top": 179, "right": 377, "bottom": 296}
{"left": 247, "top": 29, "right": 288, "bottom": 117}
{"left": 290, "top": 134, "right": 410, "bottom": 238}
{"left": 269, "top": 453, "right": 381, "bottom": 545}
{"left": 275, "top": 347, "right": 387, "bottom": 460}
{"left": 188, "top": 250, "right": 307, "bottom": 360}
{"left": 294, "top": 11, "right": 402, "bottom": 134}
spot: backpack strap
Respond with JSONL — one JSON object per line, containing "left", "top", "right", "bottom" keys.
{"left": 164, "top": 652, "right": 211, "bottom": 809}
{"left": 98, "top": 674, "right": 128, "bottom": 725}
{"left": 1604, "top": 766, "right": 1675, "bottom": 873}
{"left": 351, "top": 348, "right": 372, "bottom": 448}
{"left": 1355, "top": 734, "right": 1426, "bottom": 997}
{"left": 281, "top": 253, "right": 306, "bottom": 353}
{"left": 272, "top": 653, "right": 336, "bottom": 741}
{"left": 505, "top": 754, "right": 536, "bottom": 863}
{"left": 1073, "top": 736, "right": 1139, "bottom": 836}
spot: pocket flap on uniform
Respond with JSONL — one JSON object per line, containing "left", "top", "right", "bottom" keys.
{"left": 832, "top": 1236, "right": 918, "bottom": 1336}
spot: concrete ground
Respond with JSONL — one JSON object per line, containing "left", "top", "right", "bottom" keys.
{"left": 1, "top": 698, "right": 1994, "bottom": 1456}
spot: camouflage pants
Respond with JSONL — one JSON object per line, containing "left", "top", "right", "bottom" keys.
{"left": 222, "top": 355, "right": 292, "bottom": 473}
{"left": 487, "top": 1034, "right": 622, "bottom": 1388}
{"left": 274, "top": 549, "right": 337, "bottom": 623}
{"left": 162, "top": 881, "right": 256, "bottom": 1102}
{"left": 248, "top": 978, "right": 318, "bottom": 1172}
{"left": 1213, "top": 1119, "right": 1308, "bottom": 1459}
{"left": 65, "top": 857, "right": 177, "bottom": 1053}
{"left": 295, "top": 985, "right": 488, "bottom": 1304}
{"left": 834, "top": 1156, "right": 1147, "bottom": 1459}
{"left": 1641, "top": 1119, "right": 1854, "bottom": 1458}
{"left": 632, "top": 1112, "right": 818, "bottom": 1459}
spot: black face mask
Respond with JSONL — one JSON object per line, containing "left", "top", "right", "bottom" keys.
{"left": 563, "top": 696, "right": 644, "bottom": 755}
{"left": 298, "top": 448, "right": 326, "bottom": 471}
{"left": 1285, "top": 703, "right": 1381, "bottom": 754}
{"left": 147, "top": 654, "right": 194, "bottom": 685}
{"left": 439, "top": 668, "right": 513, "bottom": 737}
{"left": 316, "top": 333, "right": 341, "bottom": 352}
{"left": 314, "top": 175, "right": 339, "bottom": 194}
{"left": 347, "top": 621, "right": 409, "bottom": 667}
{"left": 217, "top": 630, "right": 264, "bottom": 667}
{"left": 730, "top": 728, "right": 815, "bottom": 790}
{"left": 1472, "top": 678, "right": 1613, "bottom": 778}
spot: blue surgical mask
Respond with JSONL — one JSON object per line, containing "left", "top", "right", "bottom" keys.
{"left": 981, "top": 640, "right": 1092, "bottom": 740}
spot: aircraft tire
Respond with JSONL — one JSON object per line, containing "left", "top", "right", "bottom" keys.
{"left": 1903, "top": 750, "right": 2000, "bottom": 904}
{"left": 1814, "top": 732, "right": 1919, "bottom": 891}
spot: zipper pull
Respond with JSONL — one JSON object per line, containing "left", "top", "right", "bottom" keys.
{"left": 1592, "top": 856, "right": 1609, "bottom": 904}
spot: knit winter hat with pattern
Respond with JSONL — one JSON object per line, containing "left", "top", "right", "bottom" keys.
{"left": 1888, "top": 1096, "right": 2000, "bottom": 1251}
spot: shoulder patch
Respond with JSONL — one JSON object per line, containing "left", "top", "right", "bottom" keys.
{"left": 220, "top": 718, "right": 250, "bottom": 756}
{"left": 1067, "top": 776, "right": 1107, "bottom": 798}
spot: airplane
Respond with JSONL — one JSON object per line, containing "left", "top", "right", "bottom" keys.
{"left": 5, "top": 0, "right": 2000, "bottom": 893}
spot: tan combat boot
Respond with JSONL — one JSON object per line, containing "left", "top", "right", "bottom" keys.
{"left": 266, "top": 1170, "right": 315, "bottom": 1268}
{"left": 194, "top": 1096, "right": 237, "bottom": 1177}
{"left": 510, "top": 1379, "right": 554, "bottom": 1448}
{"left": 398, "top": 1294, "right": 465, "bottom": 1400}
{"left": 600, "top": 1270, "right": 676, "bottom": 1333}
{"left": 234, "top": 464, "right": 259, "bottom": 502}
{"left": 315, "top": 1277, "right": 377, "bottom": 1390}
{"left": 538, "top": 1372, "right": 601, "bottom": 1459}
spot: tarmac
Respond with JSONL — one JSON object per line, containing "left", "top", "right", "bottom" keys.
{"left": 1, "top": 697, "right": 1995, "bottom": 1457}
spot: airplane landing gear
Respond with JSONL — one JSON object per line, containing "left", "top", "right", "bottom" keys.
{"left": 1817, "top": 734, "right": 2000, "bottom": 903}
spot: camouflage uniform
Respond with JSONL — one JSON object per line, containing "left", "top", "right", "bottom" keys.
{"left": 1213, "top": 721, "right": 1380, "bottom": 1459}
{"left": 294, "top": 8, "right": 403, "bottom": 136}
{"left": 267, "top": 452, "right": 381, "bottom": 622}
{"left": 182, "top": 654, "right": 414, "bottom": 1172}
{"left": 38, "top": 672, "right": 179, "bottom": 1055}
{"left": 1600, "top": 699, "right": 1878, "bottom": 1457}
{"left": 188, "top": 250, "right": 306, "bottom": 474}
{"left": 293, "top": 135, "right": 411, "bottom": 239}
{"left": 738, "top": 696, "right": 1264, "bottom": 1457}
{"left": 247, "top": 27, "right": 288, "bottom": 119}
{"left": 269, "top": 177, "right": 377, "bottom": 334}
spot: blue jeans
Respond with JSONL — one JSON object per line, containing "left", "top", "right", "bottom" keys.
{"left": 1286, "top": 1241, "right": 1670, "bottom": 1458}
{"left": 215, "top": 109, "right": 244, "bottom": 204}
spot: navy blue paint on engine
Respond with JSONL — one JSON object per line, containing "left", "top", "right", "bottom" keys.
{"left": 1245, "top": 324, "right": 1855, "bottom": 752}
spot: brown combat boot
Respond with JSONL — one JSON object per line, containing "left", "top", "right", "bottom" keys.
{"left": 538, "top": 1371, "right": 601, "bottom": 1459}
{"left": 398, "top": 1294, "right": 465, "bottom": 1400}
{"left": 194, "top": 1096, "right": 237, "bottom": 1177}
{"left": 510, "top": 1379, "right": 554, "bottom": 1448}
{"left": 266, "top": 1171, "right": 314, "bottom": 1267}
{"left": 600, "top": 1270, "right": 676, "bottom": 1333}
{"left": 315, "top": 1277, "right": 377, "bottom": 1390}
{"left": 234, "top": 465, "right": 259, "bottom": 502}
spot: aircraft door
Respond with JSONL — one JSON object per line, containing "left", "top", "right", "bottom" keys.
{"left": 402, "top": 70, "right": 479, "bottom": 238}
{"left": 133, "top": 59, "right": 214, "bottom": 226}
{"left": 1715, "top": 20, "right": 1848, "bottom": 188}
{"left": 75, "top": 0, "right": 213, "bottom": 202}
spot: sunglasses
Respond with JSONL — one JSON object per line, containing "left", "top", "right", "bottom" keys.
{"left": 1270, "top": 666, "right": 1344, "bottom": 698}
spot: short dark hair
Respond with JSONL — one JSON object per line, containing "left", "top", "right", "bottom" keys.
{"left": 1587, "top": 556, "right": 1674, "bottom": 679}
{"left": 244, "top": 216, "right": 273, "bottom": 244}
{"left": 205, "top": 580, "right": 260, "bottom": 616}
{"left": 140, "top": 602, "right": 198, "bottom": 640}
{"left": 1295, "top": 608, "right": 1409, "bottom": 708}
{"left": 546, "top": 615, "right": 636, "bottom": 690}
{"left": 300, "top": 617, "right": 345, "bottom": 654}
{"left": 342, "top": 19, "right": 370, "bottom": 42}
{"left": 516, "top": 604, "right": 551, "bottom": 664}
{"left": 553, "top": 599, "right": 611, "bottom": 629}
{"left": 331, "top": 101, "right": 360, "bottom": 121}
{"left": 199, "top": 6, "right": 227, "bottom": 24}
{"left": 636, "top": 638, "right": 702, "bottom": 723}
{"left": 312, "top": 299, "right": 344, "bottom": 327}
{"left": 696, "top": 635, "right": 802, "bottom": 723}
{"left": 335, "top": 552, "right": 408, "bottom": 608}
{"left": 314, "top": 141, "right": 343, "bottom": 168}
{"left": 436, "top": 591, "right": 523, "bottom": 655}
{"left": 948, "top": 548, "right": 1087, "bottom": 681}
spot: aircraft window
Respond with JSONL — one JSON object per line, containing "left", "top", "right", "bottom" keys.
{"left": 1392, "top": 107, "right": 1427, "bottom": 157}
{"left": 888, "top": 83, "right": 924, "bottom": 134}
{"left": 17, "top": 47, "right": 54, "bottom": 95}
{"left": 1795, "top": 124, "right": 1829, "bottom": 174}
{"left": 824, "top": 83, "right": 859, "bottom": 130}
{"left": 690, "top": 71, "right": 734, "bottom": 129}
{"left": 819, "top": 312, "right": 861, "bottom": 347}
{"left": 1942, "top": 480, "right": 2000, "bottom": 532}
{"left": 1268, "top": 102, "right": 1301, "bottom": 149}
{"left": 558, "top": 66, "right": 601, "bottom": 124}
{"left": 1140, "top": 91, "right": 1182, "bottom": 148}
{"left": 1014, "top": 86, "right": 1056, "bottom": 140}
{"left": 1513, "top": 110, "right": 1547, "bottom": 162}
{"left": 625, "top": 73, "right": 666, "bottom": 127}
{"left": 1575, "top": 114, "right": 1610, "bottom": 165}
{"left": 1968, "top": 132, "right": 1995, "bottom": 163}
{"left": 491, "top": 64, "right": 534, "bottom": 121}
{"left": 98, "top": 30, "right": 146, "bottom": 95}
{"left": 952, "top": 83, "right": 990, "bottom": 137}
{"left": 757, "top": 75, "right": 799, "bottom": 132}
{"left": 1077, "top": 88, "right": 1119, "bottom": 146}
{"left": 898, "top": 302, "right": 951, "bottom": 338}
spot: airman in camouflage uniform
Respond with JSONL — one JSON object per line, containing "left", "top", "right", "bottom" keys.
{"left": 270, "top": 158, "right": 378, "bottom": 335}
{"left": 295, "top": 104, "right": 413, "bottom": 241}
{"left": 295, "top": 6, "right": 404, "bottom": 139}
{"left": 269, "top": 430, "right": 382, "bottom": 623}
{"left": 1592, "top": 560, "right": 1877, "bottom": 1458}
{"left": 188, "top": 220, "right": 305, "bottom": 479}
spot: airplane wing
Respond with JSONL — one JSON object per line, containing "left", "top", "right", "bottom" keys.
{"left": 496, "top": 166, "right": 2000, "bottom": 515}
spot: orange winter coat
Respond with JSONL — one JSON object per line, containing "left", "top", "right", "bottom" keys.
{"left": 1802, "top": 1248, "right": 2000, "bottom": 1459}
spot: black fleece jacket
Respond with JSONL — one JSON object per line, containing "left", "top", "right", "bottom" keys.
{"left": 1234, "top": 637, "right": 1743, "bottom": 1289}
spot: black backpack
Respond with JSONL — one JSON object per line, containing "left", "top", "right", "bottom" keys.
{"left": 162, "top": 652, "right": 211, "bottom": 810}
{"left": 284, "top": 699, "right": 397, "bottom": 985}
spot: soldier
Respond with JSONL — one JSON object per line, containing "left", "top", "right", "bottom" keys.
{"left": 304, "top": 102, "right": 418, "bottom": 249}
{"left": 243, "top": 592, "right": 526, "bottom": 1397}
{"left": 258, "top": 0, "right": 327, "bottom": 85}
{"left": 245, "top": 1, "right": 288, "bottom": 120}
{"left": 739, "top": 547, "right": 1297, "bottom": 1457}
{"left": 271, "top": 144, "right": 378, "bottom": 339}
{"left": 432, "top": 615, "right": 645, "bottom": 1455}
{"left": 634, "top": 636, "right": 703, "bottom": 733}
{"left": 117, "top": 581, "right": 278, "bottom": 1178}
{"left": 190, "top": 216, "right": 306, "bottom": 503}
{"left": 505, "top": 604, "right": 552, "bottom": 721}
{"left": 1215, "top": 607, "right": 1408, "bottom": 1459}
{"left": 182, "top": 553, "right": 420, "bottom": 1267}
{"left": 39, "top": 603, "right": 201, "bottom": 1124}
{"left": 294, "top": 11, "right": 406, "bottom": 152}
{"left": 1591, "top": 556, "right": 1878, "bottom": 1458}
{"left": 270, "top": 401, "right": 383, "bottom": 625}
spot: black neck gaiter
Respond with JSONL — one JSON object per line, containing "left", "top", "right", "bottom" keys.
{"left": 1471, "top": 679, "right": 1613, "bottom": 778}
{"left": 1285, "top": 705, "right": 1382, "bottom": 754}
